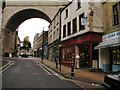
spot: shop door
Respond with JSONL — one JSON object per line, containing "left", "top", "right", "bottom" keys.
{"left": 79, "top": 45, "right": 89, "bottom": 68}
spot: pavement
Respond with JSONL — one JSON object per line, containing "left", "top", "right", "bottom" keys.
{"left": 35, "top": 58, "right": 106, "bottom": 89}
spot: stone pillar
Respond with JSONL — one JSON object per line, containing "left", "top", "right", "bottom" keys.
{"left": 0, "top": 1, "right": 2, "bottom": 60}
{"left": 0, "top": 1, "right": 2, "bottom": 90}
{"left": 99, "top": 49, "right": 102, "bottom": 69}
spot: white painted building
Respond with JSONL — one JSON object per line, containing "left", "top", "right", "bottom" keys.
{"left": 48, "top": 9, "right": 61, "bottom": 45}
{"left": 61, "top": 0, "right": 103, "bottom": 42}
{"left": 60, "top": 0, "right": 103, "bottom": 68}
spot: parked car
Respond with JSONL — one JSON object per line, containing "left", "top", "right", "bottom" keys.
{"left": 103, "top": 70, "right": 120, "bottom": 90}
{"left": 20, "top": 53, "right": 28, "bottom": 58}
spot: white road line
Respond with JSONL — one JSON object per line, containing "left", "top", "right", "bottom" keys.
{"left": 54, "top": 73, "right": 64, "bottom": 80}
{"left": 40, "top": 65, "right": 51, "bottom": 75}
{"left": 35, "top": 61, "right": 67, "bottom": 80}
{"left": 0, "top": 64, "right": 11, "bottom": 73}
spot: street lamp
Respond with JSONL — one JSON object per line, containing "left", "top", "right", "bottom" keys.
{"left": 59, "top": 44, "right": 61, "bottom": 71}
{"left": 41, "top": 27, "right": 44, "bottom": 61}
{"left": 54, "top": 46, "right": 58, "bottom": 69}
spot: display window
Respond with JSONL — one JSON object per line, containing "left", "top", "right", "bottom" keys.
{"left": 111, "top": 46, "right": 120, "bottom": 65}
{"left": 62, "top": 46, "right": 74, "bottom": 62}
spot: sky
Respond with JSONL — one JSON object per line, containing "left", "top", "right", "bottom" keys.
{"left": 18, "top": 18, "right": 50, "bottom": 47}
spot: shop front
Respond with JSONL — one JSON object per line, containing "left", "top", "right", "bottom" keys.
{"left": 61, "top": 46, "right": 74, "bottom": 67}
{"left": 95, "top": 31, "right": 120, "bottom": 72}
{"left": 78, "top": 44, "right": 90, "bottom": 68}
{"left": 48, "top": 41, "right": 59, "bottom": 61}
{"left": 61, "top": 32, "right": 102, "bottom": 68}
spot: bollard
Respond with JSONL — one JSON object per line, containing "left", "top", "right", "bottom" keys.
{"left": 56, "top": 60, "right": 58, "bottom": 69}
{"left": 71, "top": 61, "right": 74, "bottom": 77}
{"left": 71, "top": 53, "right": 74, "bottom": 78}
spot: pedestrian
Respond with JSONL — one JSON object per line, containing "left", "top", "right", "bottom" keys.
{"left": 55, "top": 56, "right": 58, "bottom": 69}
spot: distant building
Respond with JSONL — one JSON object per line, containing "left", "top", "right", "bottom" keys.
{"left": 33, "top": 31, "right": 48, "bottom": 58}
{"left": 48, "top": 8, "right": 62, "bottom": 61}
{"left": 60, "top": 0, "right": 103, "bottom": 68}
{"left": 33, "top": 33, "right": 40, "bottom": 57}
{"left": 95, "top": 1, "right": 120, "bottom": 72}
{"left": 15, "top": 35, "right": 21, "bottom": 57}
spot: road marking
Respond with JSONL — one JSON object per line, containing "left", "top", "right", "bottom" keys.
{"left": 0, "top": 61, "right": 15, "bottom": 74}
{"left": 40, "top": 65, "right": 51, "bottom": 75}
{"left": 0, "top": 64, "right": 11, "bottom": 73}
{"left": 54, "top": 73, "right": 64, "bottom": 80}
{"left": 35, "top": 61, "right": 67, "bottom": 80}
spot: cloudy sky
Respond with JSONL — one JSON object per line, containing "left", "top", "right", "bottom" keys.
{"left": 18, "top": 18, "right": 50, "bottom": 47}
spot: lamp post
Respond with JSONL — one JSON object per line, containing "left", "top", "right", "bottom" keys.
{"left": 41, "top": 27, "right": 44, "bottom": 61}
{"left": 59, "top": 44, "right": 61, "bottom": 71}
{"left": 71, "top": 53, "right": 74, "bottom": 78}
{"left": 54, "top": 46, "right": 58, "bottom": 69}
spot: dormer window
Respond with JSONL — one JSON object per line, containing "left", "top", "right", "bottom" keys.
{"left": 77, "top": 0, "right": 81, "bottom": 9}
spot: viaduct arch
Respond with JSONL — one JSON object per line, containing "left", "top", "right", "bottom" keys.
{"left": 2, "top": 0, "right": 69, "bottom": 56}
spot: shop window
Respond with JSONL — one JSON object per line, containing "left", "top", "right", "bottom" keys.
{"left": 111, "top": 46, "right": 120, "bottom": 65}
{"left": 79, "top": 13, "right": 85, "bottom": 30}
{"left": 63, "top": 25, "right": 66, "bottom": 38}
{"left": 62, "top": 46, "right": 73, "bottom": 62}
{"left": 67, "top": 21, "right": 71, "bottom": 36}
{"left": 113, "top": 3, "right": 119, "bottom": 25}
{"left": 72, "top": 17, "right": 77, "bottom": 34}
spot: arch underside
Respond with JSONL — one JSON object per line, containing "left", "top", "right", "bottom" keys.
{"left": 5, "top": 9, "right": 51, "bottom": 32}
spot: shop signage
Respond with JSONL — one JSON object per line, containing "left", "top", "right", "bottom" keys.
{"left": 102, "top": 31, "right": 120, "bottom": 43}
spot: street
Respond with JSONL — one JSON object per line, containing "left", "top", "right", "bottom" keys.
{"left": 2, "top": 58, "right": 81, "bottom": 89}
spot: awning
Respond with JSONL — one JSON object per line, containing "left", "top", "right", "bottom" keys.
{"left": 94, "top": 42, "right": 120, "bottom": 49}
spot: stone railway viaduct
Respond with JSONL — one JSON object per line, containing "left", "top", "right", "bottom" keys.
{"left": 1, "top": 0, "right": 69, "bottom": 56}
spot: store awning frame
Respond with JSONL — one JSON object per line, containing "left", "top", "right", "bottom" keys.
{"left": 94, "top": 42, "right": 120, "bottom": 49}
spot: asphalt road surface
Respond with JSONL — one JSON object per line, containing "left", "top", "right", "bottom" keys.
{"left": 2, "top": 58, "right": 82, "bottom": 89}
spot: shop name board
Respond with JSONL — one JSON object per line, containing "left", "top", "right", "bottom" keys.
{"left": 102, "top": 31, "right": 120, "bottom": 42}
